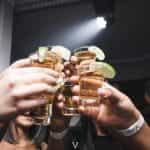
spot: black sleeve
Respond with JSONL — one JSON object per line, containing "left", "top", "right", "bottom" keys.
{"left": 0, "top": 123, "right": 9, "bottom": 141}
{"left": 64, "top": 117, "right": 90, "bottom": 150}
{"left": 94, "top": 136, "right": 123, "bottom": 150}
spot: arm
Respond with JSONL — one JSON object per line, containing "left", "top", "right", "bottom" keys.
{"left": 75, "top": 82, "right": 150, "bottom": 150}
{"left": 0, "top": 58, "right": 59, "bottom": 140}
{"left": 121, "top": 122, "right": 150, "bottom": 150}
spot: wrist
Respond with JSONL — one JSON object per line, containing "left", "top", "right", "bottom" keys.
{"left": 114, "top": 109, "right": 141, "bottom": 130}
{"left": 123, "top": 110, "right": 141, "bottom": 129}
{"left": 116, "top": 114, "right": 145, "bottom": 136}
{"left": 125, "top": 110, "right": 141, "bottom": 129}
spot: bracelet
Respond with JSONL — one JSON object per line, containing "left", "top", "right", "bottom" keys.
{"left": 50, "top": 128, "right": 69, "bottom": 140}
{"left": 116, "top": 115, "right": 145, "bottom": 136}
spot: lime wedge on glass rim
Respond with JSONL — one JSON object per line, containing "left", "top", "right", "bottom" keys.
{"left": 38, "top": 46, "right": 48, "bottom": 62}
{"left": 89, "top": 62, "right": 116, "bottom": 79}
{"left": 51, "top": 45, "right": 71, "bottom": 61}
{"left": 88, "top": 46, "right": 105, "bottom": 61}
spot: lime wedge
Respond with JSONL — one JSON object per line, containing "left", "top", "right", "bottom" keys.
{"left": 89, "top": 62, "right": 116, "bottom": 79}
{"left": 51, "top": 45, "right": 71, "bottom": 61}
{"left": 38, "top": 47, "right": 48, "bottom": 62}
{"left": 88, "top": 46, "right": 105, "bottom": 61}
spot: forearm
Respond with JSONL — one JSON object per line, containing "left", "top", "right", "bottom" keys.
{"left": 122, "top": 122, "right": 150, "bottom": 150}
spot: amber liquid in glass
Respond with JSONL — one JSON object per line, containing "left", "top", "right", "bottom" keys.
{"left": 62, "top": 51, "right": 97, "bottom": 116}
{"left": 79, "top": 71, "right": 104, "bottom": 105}
{"left": 30, "top": 52, "right": 61, "bottom": 125}
{"left": 62, "top": 81, "right": 79, "bottom": 116}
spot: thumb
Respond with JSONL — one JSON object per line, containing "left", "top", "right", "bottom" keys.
{"left": 10, "top": 58, "right": 32, "bottom": 68}
{"left": 98, "top": 82, "right": 129, "bottom": 105}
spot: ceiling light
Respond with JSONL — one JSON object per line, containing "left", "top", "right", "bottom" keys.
{"left": 96, "top": 17, "right": 107, "bottom": 29}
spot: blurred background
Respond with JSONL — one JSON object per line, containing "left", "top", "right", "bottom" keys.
{"left": 0, "top": 0, "right": 150, "bottom": 109}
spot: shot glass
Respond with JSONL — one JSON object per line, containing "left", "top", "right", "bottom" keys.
{"left": 62, "top": 47, "right": 97, "bottom": 116}
{"left": 78, "top": 62, "right": 104, "bottom": 106}
{"left": 29, "top": 46, "right": 66, "bottom": 125}
{"left": 62, "top": 81, "right": 79, "bottom": 116}
{"left": 74, "top": 46, "right": 96, "bottom": 64}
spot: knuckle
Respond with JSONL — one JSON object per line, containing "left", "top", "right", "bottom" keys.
{"left": 40, "top": 74, "right": 49, "bottom": 82}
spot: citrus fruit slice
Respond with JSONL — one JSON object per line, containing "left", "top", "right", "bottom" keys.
{"left": 88, "top": 46, "right": 105, "bottom": 61}
{"left": 51, "top": 45, "right": 71, "bottom": 61}
{"left": 89, "top": 62, "right": 116, "bottom": 79}
{"left": 38, "top": 47, "right": 48, "bottom": 62}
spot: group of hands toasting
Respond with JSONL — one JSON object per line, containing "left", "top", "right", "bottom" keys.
{"left": 0, "top": 46, "right": 149, "bottom": 150}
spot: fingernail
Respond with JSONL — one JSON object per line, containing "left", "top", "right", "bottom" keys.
{"left": 78, "top": 106, "right": 85, "bottom": 112}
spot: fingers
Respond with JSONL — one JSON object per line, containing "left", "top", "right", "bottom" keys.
{"left": 72, "top": 85, "right": 80, "bottom": 95}
{"left": 57, "top": 102, "right": 64, "bottom": 109}
{"left": 16, "top": 67, "right": 59, "bottom": 77}
{"left": 72, "top": 96, "right": 80, "bottom": 105}
{"left": 10, "top": 58, "right": 32, "bottom": 68}
{"left": 16, "top": 99, "right": 46, "bottom": 112}
{"left": 98, "top": 82, "right": 129, "bottom": 104}
{"left": 64, "top": 69, "right": 71, "bottom": 76}
{"left": 11, "top": 83, "right": 58, "bottom": 99}
{"left": 70, "top": 76, "right": 79, "bottom": 84}
{"left": 78, "top": 106, "right": 99, "bottom": 120}
{"left": 13, "top": 73, "right": 57, "bottom": 85}
{"left": 55, "top": 64, "right": 64, "bottom": 72}
{"left": 70, "top": 56, "right": 78, "bottom": 64}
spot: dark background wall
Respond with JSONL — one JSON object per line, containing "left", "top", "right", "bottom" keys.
{"left": 11, "top": 0, "right": 150, "bottom": 108}
{"left": 11, "top": 0, "right": 150, "bottom": 81}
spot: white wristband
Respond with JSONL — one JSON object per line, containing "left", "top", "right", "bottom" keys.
{"left": 117, "top": 115, "right": 145, "bottom": 136}
{"left": 50, "top": 128, "right": 69, "bottom": 140}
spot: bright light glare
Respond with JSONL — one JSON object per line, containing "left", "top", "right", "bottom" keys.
{"left": 60, "top": 18, "right": 102, "bottom": 47}
{"left": 96, "top": 17, "right": 107, "bottom": 29}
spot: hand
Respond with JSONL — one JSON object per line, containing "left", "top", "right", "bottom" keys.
{"left": 65, "top": 56, "right": 141, "bottom": 130}
{"left": 77, "top": 82, "right": 141, "bottom": 130}
{"left": 0, "top": 58, "right": 59, "bottom": 122}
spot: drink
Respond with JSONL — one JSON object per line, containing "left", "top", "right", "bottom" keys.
{"left": 62, "top": 81, "right": 79, "bottom": 116}
{"left": 30, "top": 46, "right": 70, "bottom": 125}
{"left": 62, "top": 46, "right": 105, "bottom": 116}
{"left": 79, "top": 71, "right": 104, "bottom": 105}
{"left": 74, "top": 49, "right": 96, "bottom": 63}
{"left": 78, "top": 61, "right": 116, "bottom": 105}
{"left": 74, "top": 46, "right": 105, "bottom": 63}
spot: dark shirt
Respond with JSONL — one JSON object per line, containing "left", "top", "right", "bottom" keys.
{"left": 66, "top": 117, "right": 123, "bottom": 150}
{"left": 142, "top": 106, "right": 150, "bottom": 124}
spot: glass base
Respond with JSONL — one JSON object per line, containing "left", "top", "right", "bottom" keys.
{"left": 63, "top": 107, "right": 80, "bottom": 116}
{"left": 32, "top": 104, "right": 52, "bottom": 126}
{"left": 33, "top": 116, "right": 51, "bottom": 126}
{"left": 80, "top": 96, "right": 99, "bottom": 106}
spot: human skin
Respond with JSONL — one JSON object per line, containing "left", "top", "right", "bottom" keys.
{"left": 0, "top": 58, "right": 59, "bottom": 124}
